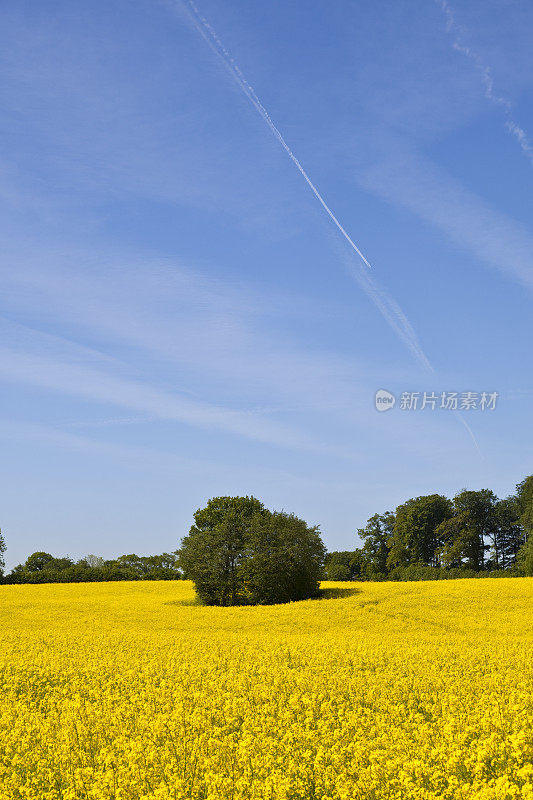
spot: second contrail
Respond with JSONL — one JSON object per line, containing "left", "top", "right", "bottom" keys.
{"left": 181, "top": 0, "right": 372, "bottom": 269}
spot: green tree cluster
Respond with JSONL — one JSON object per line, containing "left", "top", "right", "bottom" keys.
{"left": 329, "top": 475, "right": 532, "bottom": 581}
{"left": 324, "top": 551, "right": 365, "bottom": 581}
{"left": 4, "top": 551, "right": 181, "bottom": 584}
{"left": 179, "top": 496, "right": 325, "bottom": 605}
{"left": 516, "top": 476, "right": 533, "bottom": 576}
{"left": 2, "top": 474, "right": 532, "bottom": 587}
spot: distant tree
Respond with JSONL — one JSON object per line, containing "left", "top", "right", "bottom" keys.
{"left": 358, "top": 512, "right": 394, "bottom": 577}
{"left": 326, "top": 561, "right": 351, "bottom": 581}
{"left": 6, "top": 549, "right": 182, "bottom": 584}
{"left": 516, "top": 476, "right": 533, "bottom": 536}
{"left": 0, "top": 528, "right": 5, "bottom": 579}
{"left": 492, "top": 496, "right": 524, "bottom": 569}
{"left": 49, "top": 556, "right": 75, "bottom": 571}
{"left": 516, "top": 476, "right": 533, "bottom": 575}
{"left": 59, "top": 564, "right": 101, "bottom": 583}
{"left": 387, "top": 495, "right": 452, "bottom": 569}
{"left": 437, "top": 511, "right": 481, "bottom": 570}
{"left": 6, "top": 552, "right": 76, "bottom": 583}
{"left": 141, "top": 553, "right": 182, "bottom": 580}
{"left": 100, "top": 560, "right": 138, "bottom": 581}
{"left": 324, "top": 551, "right": 364, "bottom": 581}
{"left": 452, "top": 489, "right": 496, "bottom": 569}
{"left": 349, "top": 549, "right": 368, "bottom": 579}
{"left": 116, "top": 554, "right": 149, "bottom": 577}
{"left": 83, "top": 554, "right": 105, "bottom": 569}
{"left": 517, "top": 535, "right": 533, "bottom": 576}
{"left": 112, "top": 552, "right": 181, "bottom": 580}
{"left": 389, "top": 563, "right": 443, "bottom": 581}
{"left": 179, "top": 497, "right": 325, "bottom": 605}
{"left": 25, "top": 552, "right": 56, "bottom": 572}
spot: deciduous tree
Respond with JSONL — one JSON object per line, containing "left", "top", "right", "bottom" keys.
{"left": 387, "top": 496, "right": 452, "bottom": 569}
{"left": 452, "top": 489, "right": 496, "bottom": 569}
{"left": 179, "top": 497, "right": 325, "bottom": 605}
{"left": 358, "top": 512, "right": 394, "bottom": 576}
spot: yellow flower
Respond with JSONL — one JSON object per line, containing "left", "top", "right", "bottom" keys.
{"left": 0, "top": 577, "right": 532, "bottom": 799}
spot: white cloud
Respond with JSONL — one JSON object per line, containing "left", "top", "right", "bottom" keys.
{"left": 0, "top": 245, "right": 387, "bottom": 416}
{"left": 436, "top": 0, "right": 533, "bottom": 167}
{"left": 359, "top": 148, "right": 533, "bottom": 290}
{"left": 0, "top": 343, "right": 330, "bottom": 451}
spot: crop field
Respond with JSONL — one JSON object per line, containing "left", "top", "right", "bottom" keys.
{"left": 1, "top": 579, "right": 532, "bottom": 800}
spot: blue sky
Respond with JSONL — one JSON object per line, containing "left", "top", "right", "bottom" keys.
{"left": 1, "top": 0, "right": 532, "bottom": 568}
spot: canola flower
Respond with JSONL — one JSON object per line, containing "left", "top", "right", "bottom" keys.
{"left": 1, "top": 578, "right": 532, "bottom": 799}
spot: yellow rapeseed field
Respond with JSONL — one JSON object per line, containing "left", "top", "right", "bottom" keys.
{"left": 1, "top": 578, "right": 532, "bottom": 800}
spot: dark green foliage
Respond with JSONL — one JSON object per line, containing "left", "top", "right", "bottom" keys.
{"left": 437, "top": 512, "right": 482, "bottom": 570}
{"left": 179, "top": 496, "right": 268, "bottom": 606}
{"left": 325, "top": 551, "right": 352, "bottom": 581}
{"left": 390, "top": 563, "right": 457, "bottom": 581}
{"left": 356, "top": 475, "right": 530, "bottom": 580}
{"left": 358, "top": 513, "right": 394, "bottom": 577}
{"left": 4, "top": 551, "right": 182, "bottom": 584}
{"left": 192, "top": 496, "right": 266, "bottom": 532}
{"left": 113, "top": 553, "right": 183, "bottom": 580}
{"left": 435, "top": 491, "right": 522, "bottom": 571}
{"left": 178, "top": 496, "right": 325, "bottom": 605}
{"left": 517, "top": 535, "right": 533, "bottom": 576}
{"left": 0, "top": 529, "right": 5, "bottom": 578}
{"left": 516, "top": 476, "right": 533, "bottom": 536}
{"left": 387, "top": 495, "right": 453, "bottom": 569}
{"left": 243, "top": 512, "right": 325, "bottom": 603}
{"left": 25, "top": 552, "right": 59, "bottom": 572}
{"left": 492, "top": 496, "right": 524, "bottom": 570}
{"left": 452, "top": 489, "right": 496, "bottom": 569}
{"left": 325, "top": 562, "right": 351, "bottom": 581}
{"left": 515, "top": 476, "right": 533, "bottom": 576}
{"left": 324, "top": 550, "right": 366, "bottom": 580}
{"left": 388, "top": 564, "right": 508, "bottom": 581}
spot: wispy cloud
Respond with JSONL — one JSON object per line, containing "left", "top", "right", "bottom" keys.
{"left": 170, "top": 0, "right": 488, "bottom": 453}
{"left": 0, "top": 343, "right": 329, "bottom": 452}
{"left": 1, "top": 250, "right": 478, "bottom": 453}
{"left": 0, "top": 7, "right": 305, "bottom": 236}
{"left": 0, "top": 246, "right": 377, "bottom": 417}
{"left": 436, "top": 0, "right": 533, "bottom": 167}
{"left": 64, "top": 416, "right": 156, "bottom": 429}
{"left": 167, "top": 0, "right": 443, "bottom": 380}
{"left": 359, "top": 147, "right": 533, "bottom": 291}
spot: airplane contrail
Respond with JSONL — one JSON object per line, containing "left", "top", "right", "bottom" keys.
{"left": 176, "top": 0, "right": 480, "bottom": 451}
{"left": 181, "top": 0, "right": 372, "bottom": 269}
{"left": 337, "top": 246, "right": 480, "bottom": 452}
{"left": 179, "top": 0, "right": 434, "bottom": 367}
{"left": 180, "top": 0, "right": 436, "bottom": 371}
{"left": 179, "top": 0, "right": 437, "bottom": 374}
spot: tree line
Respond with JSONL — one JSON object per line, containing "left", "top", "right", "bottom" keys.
{"left": 0, "top": 549, "right": 182, "bottom": 583}
{"left": 1, "top": 474, "right": 532, "bottom": 586}
{"left": 325, "top": 475, "right": 533, "bottom": 581}
{"left": 0, "top": 496, "right": 324, "bottom": 604}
